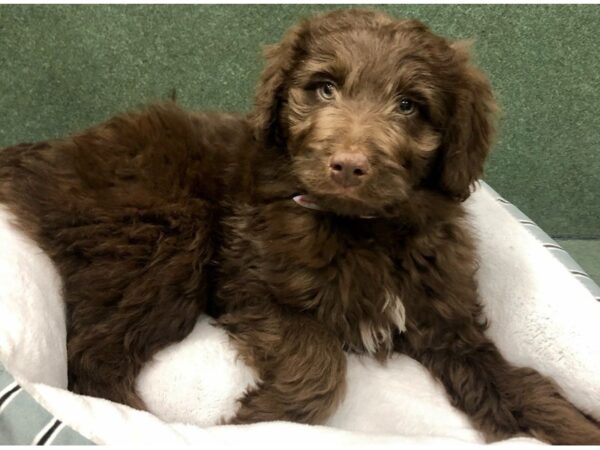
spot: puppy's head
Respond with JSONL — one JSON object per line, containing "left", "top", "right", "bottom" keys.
{"left": 251, "top": 9, "right": 497, "bottom": 218}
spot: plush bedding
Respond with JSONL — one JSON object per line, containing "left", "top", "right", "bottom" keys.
{"left": 0, "top": 182, "right": 598, "bottom": 445}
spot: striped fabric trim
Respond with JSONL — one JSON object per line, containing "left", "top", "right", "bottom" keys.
{"left": 0, "top": 383, "right": 21, "bottom": 414}
{"left": 32, "top": 419, "right": 63, "bottom": 445}
{"left": 480, "top": 181, "right": 600, "bottom": 302}
{"left": 0, "top": 363, "right": 94, "bottom": 445}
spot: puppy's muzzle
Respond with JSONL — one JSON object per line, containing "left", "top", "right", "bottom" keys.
{"left": 329, "top": 152, "right": 371, "bottom": 188}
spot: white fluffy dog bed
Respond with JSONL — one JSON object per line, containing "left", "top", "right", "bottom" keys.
{"left": 1, "top": 182, "right": 599, "bottom": 445}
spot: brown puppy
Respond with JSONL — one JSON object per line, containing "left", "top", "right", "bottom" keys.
{"left": 0, "top": 9, "right": 598, "bottom": 444}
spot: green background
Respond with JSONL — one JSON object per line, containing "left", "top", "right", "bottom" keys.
{"left": 0, "top": 5, "right": 598, "bottom": 280}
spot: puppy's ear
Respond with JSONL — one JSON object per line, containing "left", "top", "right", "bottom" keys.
{"left": 249, "top": 22, "right": 307, "bottom": 146}
{"left": 436, "top": 41, "right": 498, "bottom": 201}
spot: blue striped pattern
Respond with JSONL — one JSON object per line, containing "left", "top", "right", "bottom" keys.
{"left": 0, "top": 363, "right": 93, "bottom": 445}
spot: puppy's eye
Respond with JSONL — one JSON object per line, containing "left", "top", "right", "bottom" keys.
{"left": 398, "top": 97, "right": 415, "bottom": 114}
{"left": 316, "top": 82, "right": 337, "bottom": 101}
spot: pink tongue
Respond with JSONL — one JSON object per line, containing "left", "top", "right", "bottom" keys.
{"left": 292, "top": 195, "right": 324, "bottom": 211}
{"left": 292, "top": 195, "right": 376, "bottom": 219}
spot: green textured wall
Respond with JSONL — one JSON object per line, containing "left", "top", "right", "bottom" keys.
{"left": 1, "top": 5, "right": 599, "bottom": 239}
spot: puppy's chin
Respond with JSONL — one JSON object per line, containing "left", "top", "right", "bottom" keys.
{"left": 312, "top": 194, "right": 378, "bottom": 218}
{"left": 293, "top": 168, "right": 412, "bottom": 219}
{"left": 300, "top": 190, "right": 396, "bottom": 219}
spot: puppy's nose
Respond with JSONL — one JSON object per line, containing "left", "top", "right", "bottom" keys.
{"left": 329, "top": 153, "right": 370, "bottom": 188}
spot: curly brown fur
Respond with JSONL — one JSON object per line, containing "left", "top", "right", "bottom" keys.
{"left": 0, "top": 8, "right": 598, "bottom": 444}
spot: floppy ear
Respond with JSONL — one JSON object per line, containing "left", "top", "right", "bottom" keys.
{"left": 249, "top": 22, "right": 307, "bottom": 146}
{"left": 437, "top": 41, "right": 498, "bottom": 201}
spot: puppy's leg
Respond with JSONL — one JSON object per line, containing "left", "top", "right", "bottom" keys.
{"left": 218, "top": 303, "right": 346, "bottom": 424}
{"left": 66, "top": 215, "right": 214, "bottom": 409}
{"left": 400, "top": 324, "right": 600, "bottom": 444}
